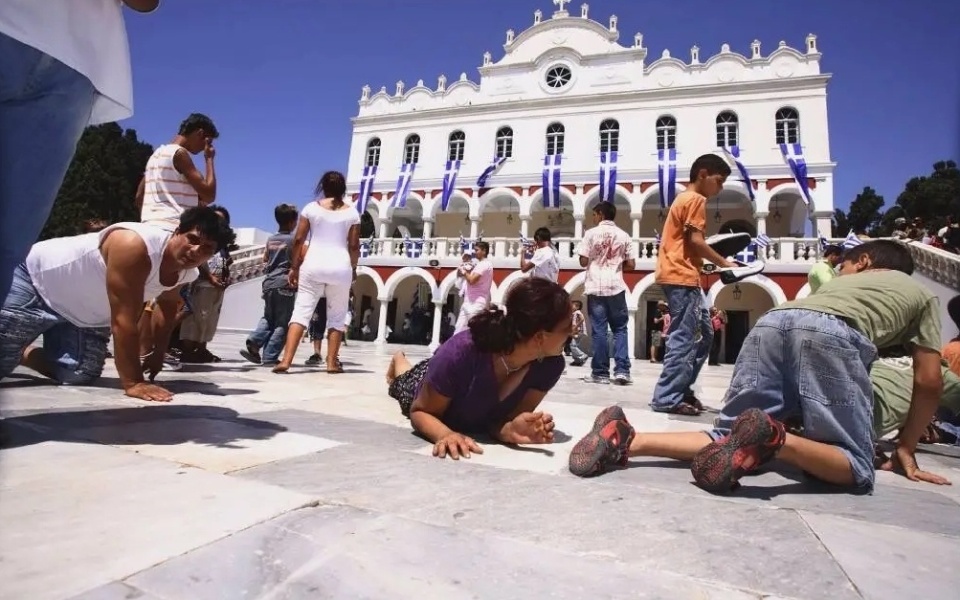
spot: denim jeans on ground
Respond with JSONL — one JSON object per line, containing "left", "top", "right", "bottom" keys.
{"left": 587, "top": 291, "right": 630, "bottom": 377}
{"left": 0, "top": 33, "right": 97, "bottom": 304}
{"left": 708, "top": 309, "right": 878, "bottom": 490}
{"left": 0, "top": 264, "right": 109, "bottom": 384}
{"left": 651, "top": 285, "right": 712, "bottom": 411}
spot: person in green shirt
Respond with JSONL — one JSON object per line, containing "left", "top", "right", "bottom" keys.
{"left": 807, "top": 244, "right": 843, "bottom": 294}
{"left": 570, "top": 239, "right": 948, "bottom": 494}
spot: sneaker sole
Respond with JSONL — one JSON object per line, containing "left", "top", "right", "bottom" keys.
{"left": 568, "top": 406, "right": 627, "bottom": 477}
{"left": 690, "top": 408, "right": 780, "bottom": 493}
{"left": 239, "top": 350, "right": 261, "bottom": 365}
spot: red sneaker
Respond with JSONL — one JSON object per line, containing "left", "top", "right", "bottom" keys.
{"left": 691, "top": 408, "right": 786, "bottom": 493}
{"left": 568, "top": 406, "right": 635, "bottom": 477}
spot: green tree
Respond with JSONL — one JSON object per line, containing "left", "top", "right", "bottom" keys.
{"left": 40, "top": 123, "right": 153, "bottom": 240}
{"left": 876, "top": 160, "right": 960, "bottom": 235}
{"left": 831, "top": 208, "right": 850, "bottom": 238}
{"left": 845, "top": 186, "right": 885, "bottom": 235}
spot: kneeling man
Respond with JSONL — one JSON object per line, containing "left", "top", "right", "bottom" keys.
{"left": 0, "top": 206, "right": 234, "bottom": 402}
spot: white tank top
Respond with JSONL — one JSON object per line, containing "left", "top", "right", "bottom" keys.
{"left": 25, "top": 223, "right": 199, "bottom": 328}
{"left": 140, "top": 144, "right": 200, "bottom": 232}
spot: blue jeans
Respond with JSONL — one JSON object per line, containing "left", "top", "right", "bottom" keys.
{"left": 651, "top": 285, "right": 713, "bottom": 411}
{"left": 0, "top": 33, "right": 97, "bottom": 305}
{"left": 0, "top": 264, "right": 110, "bottom": 384}
{"left": 587, "top": 291, "right": 630, "bottom": 377}
{"left": 709, "top": 309, "right": 878, "bottom": 490}
{"left": 247, "top": 288, "right": 295, "bottom": 363}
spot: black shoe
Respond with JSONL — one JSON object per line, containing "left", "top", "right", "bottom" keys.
{"left": 240, "top": 340, "right": 261, "bottom": 365}
{"left": 304, "top": 353, "right": 322, "bottom": 366}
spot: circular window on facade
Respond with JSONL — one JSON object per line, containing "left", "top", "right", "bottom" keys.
{"left": 545, "top": 65, "right": 572, "bottom": 89}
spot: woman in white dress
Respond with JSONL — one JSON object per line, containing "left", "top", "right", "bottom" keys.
{"left": 273, "top": 171, "right": 360, "bottom": 374}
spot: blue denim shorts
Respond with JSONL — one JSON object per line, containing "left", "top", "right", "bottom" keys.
{"left": 0, "top": 264, "right": 110, "bottom": 384}
{"left": 709, "top": 309, "right": 878, "bottom": 490}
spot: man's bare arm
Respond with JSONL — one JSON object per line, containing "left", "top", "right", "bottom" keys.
{"left": 900, "top": 346, "right": 945, "bottom": 450}
{"left": 688, "top": 229, "right": 734, "bottom": 269}
{"left": 102, "top": 230, "right": 152, "bottom": 390}
{"left": 347, "top": 224, "right": 361, "bottom": 272}
{"left": 122, "top": 0, "right": 160, "bottom": 12}
{"left": 172, "top": 148, "right": 216, "bottom": 205}
{"left": 151, "top": 287, "right": 182, "bottom": 359}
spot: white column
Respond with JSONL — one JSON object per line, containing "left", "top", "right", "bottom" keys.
{"left": 429, "top": 301, "right": 444, "bottom": 352}
{"left": 375, "top": 298, "right": 390, "bottom": 345}
{"left": 469, "top": 216, "right": 480, "bottom": 239}
{"left": 631, "top": 213, "right": 641, "bottom": 237}
{"left": 814, "top": 211, "right": 832, "bottom": 237}
{"left": 627, "top": 307, "right": 637, "bottom": 360}
{"left": 755, "top": 212, "right": 768, "bottom": 236}
{"left": 423, "top": 218, "right": 434, "bottom": 239}
{"left": 378, "top": 220, "right": 389, "bottom": 238}
{"left": 574, "top": 217, "right": 584, "bottom": 238}
{"left": 520, "top": 216, "right": 531, "bottom": 238}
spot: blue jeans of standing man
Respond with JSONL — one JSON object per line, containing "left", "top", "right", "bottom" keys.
{"left": 587, "top": 291, "right": 630, "bottom": 378}
{"left": 0, "top": 33, "right": 97, "bottom": 304}
{"left": 651, "top": 285, "right": 713, "bottom": 411}
{"left": 247, "top": 289, "right": 295, "bottom": 363}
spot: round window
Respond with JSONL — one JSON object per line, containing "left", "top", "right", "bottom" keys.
{"left": 545, "top": 65, "right": 572, "bottom": 89}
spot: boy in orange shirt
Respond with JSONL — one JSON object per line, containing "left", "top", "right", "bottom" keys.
{"left": 650, "top": 154, "right": 735, "bottom": 415}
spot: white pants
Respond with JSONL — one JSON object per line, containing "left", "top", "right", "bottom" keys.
{"left": 291, "top": 279, "right": 350, "bottom": 331}
{"left": 454, "top": 298, "right": 489, "bottom": 333}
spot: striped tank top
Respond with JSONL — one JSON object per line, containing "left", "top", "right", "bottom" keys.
{"left": 140, "top": 143, "right": 200, "bottom": 231}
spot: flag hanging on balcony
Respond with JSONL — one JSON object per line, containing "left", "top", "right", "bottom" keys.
{"left": 439, "top": 159, "right": 461, "bottom": 211}
{"left": 736, "top": 243, "right": 758, "bottom": 264}
{"left": 818, "top": 234, "right": 830, "bottom": 250}
{"left": 403, "top": 235, "right": 424, "bottom": 259}
{"left": 459, "top": 234, "right": 475, "bottom": 255}
{"left": 779, "top": 143, "right": 812, "bottom": 205}
{"left": 657, "top": 148, "right": 677, "bottom": 208}
{"left": 654, "top": 230, "right": 661, "bottom": 244}
{"left": 721, "top": 146, "right": 755, "bottom": 201}
{"left": 477, "top": 156, "right": 507, "bottom": 188}
{"left": 390, "top": 163, "right": 416, "bottom": 208}
{"left": 359, "top": 235, "right": 375, "bottom": 258}
{"left": 542, "top": 154, "right": 562, "bottom": 209}
{"left": 753, "top": 233, "right": 771, "bottom": 261}
{"left": 356, "top": 165, "right": 377, "bottom": 215}
{"left": 598, "top": 151, "right": 618, "bottom": 203}
{"left": 842, "top": 231, "right": 863, "bottom": 249}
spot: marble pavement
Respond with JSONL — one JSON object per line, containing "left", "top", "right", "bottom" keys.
{"left": 1, "top": 332, "right": 959, "bottom": 599}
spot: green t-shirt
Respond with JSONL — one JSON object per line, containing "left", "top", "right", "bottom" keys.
{"left": 807, "top": 261, "right": 836, "bottom": 293}
{"left": 774, "top": 270, "right": 941, "bottom": 351}
{"left": 871, "top": 357, "right": 960, "bottom": 437}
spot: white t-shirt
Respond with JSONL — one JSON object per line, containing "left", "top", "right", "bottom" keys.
{"left": 0, "top": 0, "right": 139, "bottom": 125}
{"left": 299, "top": 200, "right": 360, "bottom": 286}
{"left": 528, "top": 245, "right": 560, "bottom": 282}
{"left": 577, "top": 221, "right": 635, "bottom": 297}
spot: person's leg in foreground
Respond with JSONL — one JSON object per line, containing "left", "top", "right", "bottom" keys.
{"left": 586, "top": 294, "right": 610, "bottom": 383}
{"left": 323, "top": 283, "right": 351, "bottom": 374}
{"left": 608, "top": 291, "right": 632, "bottom": 384}
{"left": 571, "top": 310, "right": 879, "bottom": 494}
{"left": 0, "top": 34, "right": 97, "bottom": 304}
{"left": 650, "top": 285, "right": 702, "bottom": 414}
{"left": 273, "top": 282, "right": 322, "bottom": 373}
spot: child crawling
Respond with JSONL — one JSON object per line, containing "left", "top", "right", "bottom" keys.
{"left": 569, "top": 240, "right": 950, "bottom": 492}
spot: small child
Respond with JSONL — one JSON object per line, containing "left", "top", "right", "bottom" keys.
{"left": 456, "top": 251, "right": 476, "bottom": 298}
{"left": 568, "top": 300, "right": 588, "bottom": 366}
{"left": 570, "top": 239, "right": 949, "bottom": 492}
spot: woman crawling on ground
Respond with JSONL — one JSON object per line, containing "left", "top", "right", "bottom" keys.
{"left": 386, "top": 277, "right": 573, "bottom": 459}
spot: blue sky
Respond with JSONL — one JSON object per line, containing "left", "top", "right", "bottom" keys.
{"left": 122, "top": 0, "right": 959, "bottom": 230}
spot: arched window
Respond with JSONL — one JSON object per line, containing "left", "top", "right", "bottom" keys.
{"left": 365, "top": 137, "right": 381, "bottom": 167}
{"left": 403, "top": 134, "right": 420, "bottom": 164}
{"left": 775, "top": 107, "right": 800, "bottom": 144}
{"left": 655, "top": 116, "right": 677, "bottom": 150}
{"left": 495, "top": 126, "right": 513, "bottom": 159}
{"left": 545, "top": 122, "right": 565, "bottom": 156}
{"left": 599, "top": 119, "right": 619, "bottom": 153}
{"left": 715, "top": 112, "right": 738, "bottom": 148}
{"left": 448, "top": 130, "right": 465, "bottom": 162}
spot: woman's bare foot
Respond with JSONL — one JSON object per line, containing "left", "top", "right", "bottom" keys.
{"left": 386, "top": 351, "right": 406, "bottom": 385}
{"left": 272, "top": 363, "right": 290, "bottom": 374}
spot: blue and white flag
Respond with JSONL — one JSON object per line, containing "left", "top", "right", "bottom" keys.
{"left": 654, "top": 230, "right": 661, "bottom": 244}
{"left": 359, "top": 235, "right": 375, "bottom": 258}
{"left": 779, "top": 143, "right": 812, "bottom": 205}
{"left": 657, "top": 148, "right": 678, "bottom": 208}
{"left": 477, "top": 156, "right": 507, "bottom": 188}
{"left": 736, "top": 244, "right": 758, "bottom": 264}
{"left": 599, "top": 151, "right": 618, "bottom": 203}
{"left": 754, "top": 233, "right": 771, "bottom": 248}
{"left": 458, "top": 234, "right": 475, "bottom": 255}
{"left": 542, "top": 154, "right": 562, "bottom": 209}
{"left": 391, "top": 162, "right": 416, "bottom": 208}
{"left": 403, "top": 235, "right": 424, "bottom": 259}
{"left": 356, "top": 165, "right": 377, "bottom": 215}
{"left": 818, "top": 234, "right": 830, "bottom": 250}
{"left": 440, "top": 159, "right": 461, "bottom": 211}
{"left": 721, "top": 146, "right": 755, "bottom": 201}
{"left": 842, "top": 231, "right": 863, "bottom": 249}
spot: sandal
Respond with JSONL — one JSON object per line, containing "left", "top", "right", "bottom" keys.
{"left": 669, "top": 403, "right": 702, "bottom": 416}
{"left": 326, "top": 358, "right": 344, "bottom": 374}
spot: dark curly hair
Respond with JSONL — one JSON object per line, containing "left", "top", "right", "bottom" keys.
{"left": 469, "top": 277, "right": 571, "bottom": 354}
{"left": 177, "top": 205, "right": 236, "bottom": 252}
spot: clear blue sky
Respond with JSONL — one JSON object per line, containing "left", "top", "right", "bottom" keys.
{"left": 122, "top": 0, "right": 959, "bottom": 230}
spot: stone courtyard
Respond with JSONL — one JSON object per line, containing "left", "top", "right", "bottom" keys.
{"left": 1, "top": 332, "right": 959, "bottom": 600}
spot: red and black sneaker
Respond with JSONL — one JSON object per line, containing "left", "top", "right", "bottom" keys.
{"left": 568, "top": 406, "right": 635, "bottom": 477}
{"left": 690, "top": 408, "right": 786, "bottom": 493}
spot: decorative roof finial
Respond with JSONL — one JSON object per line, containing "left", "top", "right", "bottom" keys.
{"left": 361, "top": 85, "right": 371, "bottom": 101}
{"left": 534, "top": 8, "right": 542, "bottom": 24}
{"left": 609, "top": 14, "right": 617, "bottom": 32}
{"left": 634, "top": 32, "right": 644, "bottom": 48}
{"left": 580, "top": 3, "right": 589, "bottom": 18}
{"left": 690, "top": 45, "right": 700, "bottom": 64}
{"left": 553, "top": 0, "right": 570, "bottom": 17}
{"left": 506, "top": 28, "right": 514, "bottom": 44}
{"left": 751, "top": 39, "right": 761, "bottom": 59}
{"left": 483, "top": 51, "right": 492, "bottom": 66}
{"left": 805, "top": 33, "right": 818, "bottom": 54}
{"left": 437, "top": 74, "right": 446, "bottom": 92}
{"left": 720, "top": 43, "right": 730, "bottom": 53}
{"left": 395, "top": 80, "right": 405, "bottom": 96}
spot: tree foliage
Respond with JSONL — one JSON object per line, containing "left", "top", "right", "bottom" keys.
{"left": 40, "top": 123, "right": 153, "bottom": 240}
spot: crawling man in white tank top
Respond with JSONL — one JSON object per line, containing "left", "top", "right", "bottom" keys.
{"left": 0, "top": 206, "right": 234, "bottom": 403}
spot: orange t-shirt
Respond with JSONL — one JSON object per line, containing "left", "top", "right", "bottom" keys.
{"left": 943, "top": 340, "right": 960, "bottom": 377}
{"left": 655, "top": 190, "right": 706, "bottom": 287}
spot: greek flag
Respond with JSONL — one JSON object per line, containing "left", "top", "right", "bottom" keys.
{"left": 403, "top": 235, "right": 424, "bottom": 259}
{"left": 391, "top": 162, "right": 415, "bottom": 208}
{"left": 843, "top": 231, "right": 863, "bottom": 249}
{"left": 459, "top": 234, "right": 475, "bottom": 255}
{"left": 358, "top": 235, "right": 375, "bottom": 258}
{"left": 657, "top": 148, "right": 678, "bottom": 208}
{"left": 736, "top": 244, "right": 758, "bottom": 264}
{"left": 721, "top": 146, "right": 755, "bottom": 201}
{"left": 542, "top": 154, "right": 562, "bottom": 209}
{"left": 477, "top": 156, "right": 507, "bottom": 188}
{"left": 779, "top": 143, "right": 812, "bottom": 205}
{"left": 818, "top": 234, "right": 830, "bottom": 250}
{"left": 754, "top": 233, "right": 771, "bottom": 248}
{"left": 654, "top": 230, "right": 661, "bottom": 244}
{"left": 599, "top": 151, "right": 618, "bottom": 203}
{"left": 356, "top": 165, "right": 377, "bottom": 215}
{"left": 440, "top": 159, "right": 461, "bottom": 211}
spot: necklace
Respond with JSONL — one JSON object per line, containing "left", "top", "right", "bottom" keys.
{"left": 499, "top": 354, "right": 524, "bottom": 374}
